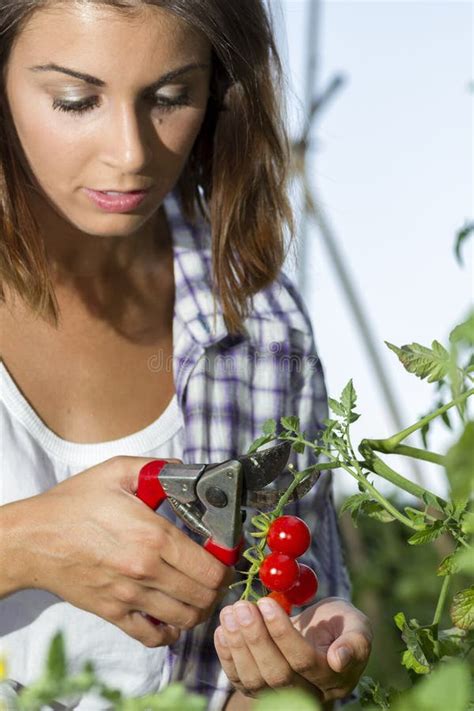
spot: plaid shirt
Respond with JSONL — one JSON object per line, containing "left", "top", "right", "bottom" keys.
{"left": 159, "top": 190, "right": 351, "bottom": 710}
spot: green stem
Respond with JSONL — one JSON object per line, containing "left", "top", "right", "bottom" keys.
{"left": 366, "top": 441, "right": 445, "bottom": 466}
{"left": 433, "top": 575, "right": 451, "bottom": 626}
{"left": 361, "top": 450, "right": 446, "bottom": 504}
{"left": 378, "top": 388, "right": 474, "bottom": 449}
{"left": 320, "top": 450, "right": 423, "bottom": 530}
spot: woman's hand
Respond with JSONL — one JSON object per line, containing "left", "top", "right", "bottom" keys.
{"left": 13, "top": 456, "right": 233, "bottom": 648}
{"left": 214, "top": 595, "right": 372, "bottom": 704}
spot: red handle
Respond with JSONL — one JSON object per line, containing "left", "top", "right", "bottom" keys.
{"left": 136, "top": 459, "right": 168, "bottom": 510}
{"left": 204, "top": 536, "right": 245, "bottom": 566}
{"left": 135, "top": 460, "right": 242, "bottom": 627}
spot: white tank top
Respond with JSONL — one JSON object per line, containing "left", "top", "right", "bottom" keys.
{"left": 0, "top": 358, "right": 185, "bottom": 709}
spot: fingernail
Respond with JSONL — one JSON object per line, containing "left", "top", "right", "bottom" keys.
{"left": 217, "top": 627, "right": 228, "bottom": 646}
{"left": 257, "top": 598, "right": 277, "bottom": 620}
{"left": 337, "top": 646, "right": 352, "bottom": 670}
{"left": 234, "top": 603, "right": 253, "bottom": 626}
{"left": 223, "top": 611, "right": 238, "bottom": 632}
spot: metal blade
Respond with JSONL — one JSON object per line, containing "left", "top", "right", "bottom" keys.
{"left": 237, "top": 441, "right": 292, "bottom": 492}
{"left": 243, "top": 469, "right": 322, "bottom": 511}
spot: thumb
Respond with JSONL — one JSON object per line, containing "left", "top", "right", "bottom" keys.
{"left": 327, "top": 630, "right": 370, "bottom": 673}
{"left": 327, "top": 641, "right": 353, "bottom": 673}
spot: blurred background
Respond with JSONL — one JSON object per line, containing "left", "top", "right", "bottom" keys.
{"left": 272, "top": 0, "right": 473, "bottom": 689}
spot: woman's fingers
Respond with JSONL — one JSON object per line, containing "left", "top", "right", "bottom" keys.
{"left": 216, "top": 601, "right": 321, "bottom": 699}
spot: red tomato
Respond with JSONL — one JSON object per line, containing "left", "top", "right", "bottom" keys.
{"left": 284, "top": 564, "right": 319, "bottom": 606}
{"left": 267, "top": 515, "right": 311, "bottom": 558}
{"left": 267, "top": 591, "right": 293, "bottom": 615}
{"left": 258, "top": 552, "right": 300, "bottom": 592}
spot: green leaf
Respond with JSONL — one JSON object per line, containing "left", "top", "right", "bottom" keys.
{"left": 340, "top": 493, "right": 370, "bottom": 516}
{"left": 385, "top": 340, "right": 451, "bottom": 383}
{"left": 363, "top": 500, "right": 396, "bottom": 523}
{"left": 358, "top": 676, "right": 394, "bottom": 710}
{"left": 262, "top": 418, "right": 277, "bottom": 435}
{"left": 449, "top": 309, "right": 474, "bottom": 346}
{"left": 46, "top": 632, "right": 67, "bottom": 682}
{"left": 328, "top": 398, "right": 345, "bottom": 417}
{"left": 454, "top": 221, "right": 474, "bottom": 267}
{"left": 341, "top": 379, "right": 357, "bottom": 413}
{"left": 391, "top": 660, "right": 471, "bottom": 711}
{"left": 401, "top": 649, "right": 430, "bottom": 675}
{"left": 254, "top": 688, "right": 321, "bottom": 711}
{"left": 461, "top": 511, "right": 474, "bottom": 535}
{"left": 437, "top": 553, "right": 458, "bottom": 577}
{"left": 247, "top": 434, "right": 274, "bottom": 454}
{"left": 444, "top": 421, "right": 474, "bottom": 504}
{"left": 280, "top": 416, "right": 300, "bottom": 433}
{"left": 420, "top": 420, "right": 430, "bottom": 448}
{"left": 291, "top": 440, "right": 306, "bottom": 454}
{"left": 450, "top": 586, "right": 474, "bottom": 630}
{"left": 393, "top": 611, "right": 407, "bottom": 632}
{"left": 407, "top": 521, "right": 445, "bottom": 545}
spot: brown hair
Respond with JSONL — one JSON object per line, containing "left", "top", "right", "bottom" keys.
{"left": 0, "top": 0, "right": 295, "bottom": 335}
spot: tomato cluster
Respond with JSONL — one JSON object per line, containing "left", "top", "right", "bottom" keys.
{"left": 258, "top": 515, "right": 318, "bottom": 614}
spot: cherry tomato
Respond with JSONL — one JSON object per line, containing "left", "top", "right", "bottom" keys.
{"left": 267, "top": 591, "right": 293, "bottom": 615}
{"left": 258, "top": 552, "right": 300, "bottom": 592}
{"left": 284, "top": 564, "right": 319, "bottom": 606}
{"left": 267, "top": 515, "right": 311, "bottom": 558}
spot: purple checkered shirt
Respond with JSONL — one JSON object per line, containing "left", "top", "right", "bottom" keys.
{"left": 158, "top": 190, "right": 351, "bottom": 710}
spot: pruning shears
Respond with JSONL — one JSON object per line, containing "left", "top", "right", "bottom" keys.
{"left": 135, "top": 441, "right": 320, "bottom": 624}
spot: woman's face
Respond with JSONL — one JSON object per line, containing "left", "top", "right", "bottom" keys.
{"left": 4, "top": 2, "right": 212, "bottom": 239}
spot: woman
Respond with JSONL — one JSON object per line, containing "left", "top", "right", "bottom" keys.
{"left": 0, "top": 1, "right": 372, "bottom": 709}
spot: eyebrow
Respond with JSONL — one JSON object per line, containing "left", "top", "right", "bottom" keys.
{"left": 28, "top": 61, "right": 210, "bottom": 91}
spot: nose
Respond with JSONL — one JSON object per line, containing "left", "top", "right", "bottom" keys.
{"left": 102, "top": 102, "right": 154, "bottom": 173}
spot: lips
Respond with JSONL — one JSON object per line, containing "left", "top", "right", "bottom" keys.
{"left": 83, "top": 187, "right": 149, "bottom": 213}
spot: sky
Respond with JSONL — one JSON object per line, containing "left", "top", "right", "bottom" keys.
{"left": 273, "top": 0, "right": 473, "bottom": 498}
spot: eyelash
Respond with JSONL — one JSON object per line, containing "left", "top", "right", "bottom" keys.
{"left": 51, "top": 93, "right": 191, "bottom": 116}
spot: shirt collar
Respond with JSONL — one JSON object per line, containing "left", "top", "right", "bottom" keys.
{"left": 163, "top": 189, "right": 232, "bottom": 348}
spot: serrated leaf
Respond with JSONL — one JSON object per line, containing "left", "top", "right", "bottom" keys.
{"left": 291, "top": 440, "right": 305, "bottom": 454}
{"left": 407, "top": 521, "right": 445, "bottom": 545}
{"left": 363, "top": 500, "right": 396, "bottom": 523}
{"left": 451, "top": 586, "right": 474, "bottom": 630}
{"left": 341, "top": 379, "right": 357, "bottom": 413}
{"left": 437, "top": 553, "right": 458, "bottom": 576}
{"left": 262, "top": 418, "right": 277, "bottom": 435}
{"left": 401, "top": 648, "right": 430, "bottom": 674}
{"left": 394, "top": 611, "right": 407, "bottom": 631}
{"left": 280, "top": 416, "right": 300, "bottom": 433}
{"left": 444, "top": 421, "right": 474, "bottom": 504}
{"left": 46, "top": 632, "right": 67, "bottom": 681}
{"left": 340, "top": 493, "right": 371, "bottom": 516}
{"left": 328, "top": 398, "right": 345, "bottom": 417}
{"left": 385, "top": 340, "right": 451, "bottom": 383}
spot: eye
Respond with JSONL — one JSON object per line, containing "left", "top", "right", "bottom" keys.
{"left": 52, "top": 93, "right": 192, "bottom": 116}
